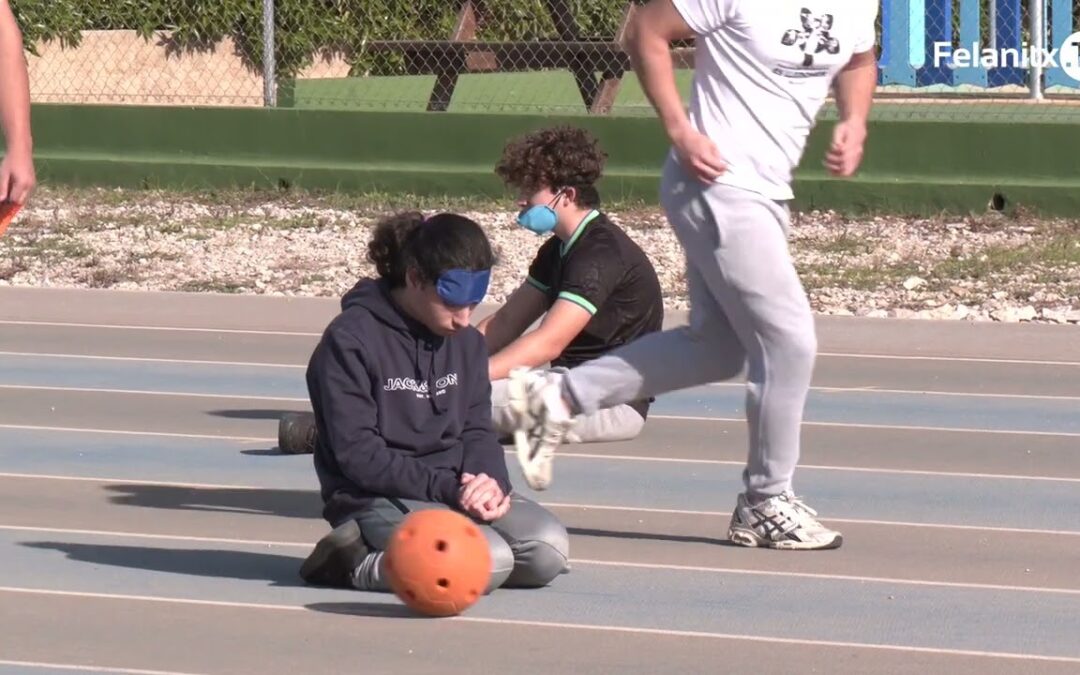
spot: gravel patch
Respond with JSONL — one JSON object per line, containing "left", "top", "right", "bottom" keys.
{"left": 1, "top": 187, "right": 1077, "bottom": 325}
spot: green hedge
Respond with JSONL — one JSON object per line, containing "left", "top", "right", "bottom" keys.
{"left": 10, "top": 0, "right": 630, "bottom": 77}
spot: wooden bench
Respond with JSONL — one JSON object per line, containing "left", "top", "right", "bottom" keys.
{"left": 365, "top": 0, "right": 695, "bottom": 114}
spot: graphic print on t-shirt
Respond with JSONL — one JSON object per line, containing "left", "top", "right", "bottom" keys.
{"left": 781, "top": 7, "right": 841, "bottom": 67}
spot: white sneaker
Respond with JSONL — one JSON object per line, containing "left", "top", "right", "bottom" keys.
{"left": 506, "top": 367, "right": 575, "bottom": 491}
{"left": 727, "top": 491, "right": 843, "bottom": 550}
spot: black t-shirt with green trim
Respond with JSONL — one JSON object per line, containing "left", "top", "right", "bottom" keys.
{"left": 526, "top": 211, "right": 664, "bottom": 418}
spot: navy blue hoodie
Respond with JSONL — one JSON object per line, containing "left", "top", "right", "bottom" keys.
{"left": 306, "top": 277, "right": 512, "bottom": 526}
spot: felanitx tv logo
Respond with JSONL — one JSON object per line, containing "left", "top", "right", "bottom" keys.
{"left": 933, "top": 31, "right": 1080, "bottom": 81}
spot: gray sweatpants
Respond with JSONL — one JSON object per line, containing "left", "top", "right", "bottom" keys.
{"left": 491, "top": 375, "right": 645, "bottom": 444}
{"left": 561, "top": 155, "right": 817, "bottom": 498}
{"left": 354, "top": 494, "right": 570, "bottom": 593}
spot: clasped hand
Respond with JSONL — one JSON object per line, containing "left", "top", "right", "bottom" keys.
{"left": 458, "top": 472, "right": 511, "bottom": 522}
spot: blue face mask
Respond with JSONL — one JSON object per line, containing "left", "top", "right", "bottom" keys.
{"left": 436, "top": 268, "right": 491, "bottom": 307}
{"left": 516, "top": 191, "right": 564, "bottom": 235}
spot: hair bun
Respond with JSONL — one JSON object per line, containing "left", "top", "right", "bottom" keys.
{"left": 367, "top": 211, "right": 425, "bottom": 281}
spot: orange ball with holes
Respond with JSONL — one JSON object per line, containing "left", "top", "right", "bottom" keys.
{"left": 383, "top": 509, "right": 493, "bottom": 617}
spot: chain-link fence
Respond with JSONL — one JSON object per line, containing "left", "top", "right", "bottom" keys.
{"left": 14, "top": 0, "right": 273, "bottom": 106}
{"left": 15, "top": 0, "right": 1080, "bottom": 116}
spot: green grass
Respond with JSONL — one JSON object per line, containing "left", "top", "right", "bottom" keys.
{"left": 23, "top": 184, "right": 661, "bottom": 216}
{"left": 286, "top": 70, "right": 692, "bottom": 115}
{"left": 179, "top": 279, "right": 247, "bottom": 294}
{"left": 796, "top": 225, "right": 1080, "bottom": 294}
{"left": 284, "top": 70, "right": 1080, "bottom": 122}
{"left": 20, "top": 236, "right": 93, "bottom": 260}
{"left": 929, "top": 233, "right": 1080, "bottom": 283}
{"left": 816, "top": 230, "right": 875, "bottom": 256}
{"left": 799, "top": 261, "right": 923, "bottom": 291}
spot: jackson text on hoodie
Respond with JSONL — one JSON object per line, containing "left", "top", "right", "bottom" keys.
{"left": 306, "top": 278, "right": 512, "bottom": 526}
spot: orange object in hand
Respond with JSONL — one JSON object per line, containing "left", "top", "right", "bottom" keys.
{"left": 0, "top": 202, "right": 21, "bottom": 238}
{"left": 384, "top": 509, "right": 492, "bottom": 617}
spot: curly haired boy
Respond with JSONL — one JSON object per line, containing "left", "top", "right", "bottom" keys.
{"left": 478, "top": 125, "right": 664, "bottom": 448}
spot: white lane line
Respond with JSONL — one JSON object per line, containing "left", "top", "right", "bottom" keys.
{"left": 0, "top": 586, "right": 1077, "bottom": 665}
{"left": 0, "top": 472, "right": 272, "bottom": 491}
{"left": 0, "top": 424, "right": 271, "bottom": 443}
{"left": 3, "top": 319, "right": 1079, "bottom": 365}
{"left": 818, "top": 351, "right": 1080, "bottom": 367}
{"left": 650, "top": 415, "right": 1080, "bottom": 438}
{"left": 0, "top": 383, "right": 1076, "bottom": 437}
{"left": 551, "top": 450, "right": 1080, "bottom": 483}
{"left": 4, "top": 523, "right": 1078, "bottom": 597}
{"left": 543, "top": 502, "right": 1080, "bottom": 538}
{"left": 4, "top": 349, "right": 1080, "bottom": 399}
{"left": 0, "top": 423, "right": 1075, "bottom": 483}
{"left": 708, "top": 381, "right": 1080, "bottom": 402}
{"left": 0, "top": 524, "right": 306, "bottom": 549}
{"left": 0, "top": 350, "right": 304, "bottom": 369}
{"left": 0, "top": 472, "right": 1075, "bottom": 537}
{"left": 0, "top": 660, "right": 202, "bottom": 675}
{"left": 0, "top": 319, "right": 321, "bottom": 337}
{"left": 0, "top": 384, "right": 308, "bottom": 403}
{"left": 572, "top": 558, "right": 1080, "bottom": 596}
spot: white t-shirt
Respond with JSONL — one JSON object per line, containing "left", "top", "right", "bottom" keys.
{"left": 670, "top": 0, "right": 878, "bottom": 200}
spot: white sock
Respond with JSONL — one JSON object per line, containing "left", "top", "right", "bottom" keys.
{"left": 351, "top": 551, "right": 389, "bottom": 591}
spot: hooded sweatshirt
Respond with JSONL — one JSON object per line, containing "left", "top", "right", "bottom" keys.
{"left": 306, "top": 277, "right": 512, "bottom": 526}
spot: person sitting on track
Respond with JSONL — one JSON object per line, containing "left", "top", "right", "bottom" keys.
{"left": 297, "top": 211, "right": 569, "bottom": 593}
{"left": 480, "top": 125, "right": 665, "bottom": 447}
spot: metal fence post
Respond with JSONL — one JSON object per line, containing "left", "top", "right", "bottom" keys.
{"left": 1029, "top": 0, "right": 1044, "bottom": 99}
{"left": 262, "top": 0, "right": 277, "bottom": 107}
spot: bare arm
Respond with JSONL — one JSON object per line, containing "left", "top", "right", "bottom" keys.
{"left": 834, "top": 51, "right": 878, "bottom": 125}
{"left": 624, "top": 0, "right": 726, "bottom": 182}
{"left": 488, "top": 299, "right": 592, "bottom": 382}
{"left": 824, "top": 50, "right": 878, "bottom": 178}
{"left": 0, "top": 0, "right": 34, "bottom": 203}
{"left": 476, "top": 282, "right": 549, "bottom": 355}
{"left": 624, "top": 0, "right": 697, "bottom": 141}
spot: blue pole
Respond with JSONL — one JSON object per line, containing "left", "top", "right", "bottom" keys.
{"left": 952, "top": 0, "right": 988, "bottom": 86}
{"left": 988, "top": 0, "right": 1025, "bottom": 86}
{"left": 880, "top": 0, "right": 916, "bottom": 85}
{"left": 916, "top": 0, "right": 954, "bottom": 85}
{"left": 1045, "top": 0, "right": 1078, "bottom": 89}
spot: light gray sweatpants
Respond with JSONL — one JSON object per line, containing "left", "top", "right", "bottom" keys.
{"left": 561, "top": 155, "right": 817, "bottom": 498}
{"left": 491, "top": 375, "right": 646, "bottom": 444}
{"left": 353, "top": 494, "right": 570, "bottom": 593}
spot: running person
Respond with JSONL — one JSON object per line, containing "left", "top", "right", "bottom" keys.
{"left": 507, "top": 0, "right": 879, "bottom": 550}
{"left": 299, "top": 212, "right": 569, "bottom": 592}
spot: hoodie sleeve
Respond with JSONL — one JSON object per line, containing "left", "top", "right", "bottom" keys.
{"left": 308, "top": 326, "right": 461, "bottom": 506}
{"left": 460, "top": 335, "right": 513, "bottom": 496}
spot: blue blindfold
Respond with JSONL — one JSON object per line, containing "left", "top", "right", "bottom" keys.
{"left": 436, "top": 268, "right": 491, "bottom": 306}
